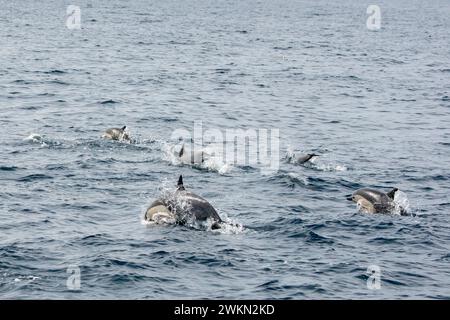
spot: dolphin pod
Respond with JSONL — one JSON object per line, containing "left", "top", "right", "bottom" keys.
{"left": 98, "top": 126, "right": 409, "bottom": 221}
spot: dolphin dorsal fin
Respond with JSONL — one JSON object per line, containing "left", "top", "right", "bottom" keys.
{"left": 387, "top": 188, "right": 398, "bottom": 199}
{"left": 179, "top": 144, "right": 185, "bottom": 157}
{"left": 177, "top": 175, "right": 185, "bottom": 190}
{"left": 305, "top": 154, "right": 319, "bottom": 162}
{"left": 121, "top": 126, "right": 127, "bottom": 131}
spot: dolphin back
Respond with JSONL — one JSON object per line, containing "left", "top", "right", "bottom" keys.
{"left": 173, "top": 190, "right": 222, "bottom": 223}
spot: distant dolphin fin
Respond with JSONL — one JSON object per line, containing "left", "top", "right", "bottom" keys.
{"left": 177, "top": 175, "right": 185, "bottom": 190}
{"left": 386, "top": 188, "right": 398, "bottom": 199}
{"left": 179, "top": 144, "right": 185, "bottom": 157}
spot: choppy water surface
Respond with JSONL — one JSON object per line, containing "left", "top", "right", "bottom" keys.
{"left": 1, "top": 0, "right": 450, "bottom": 299}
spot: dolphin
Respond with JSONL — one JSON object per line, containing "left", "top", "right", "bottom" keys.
{"left": 293, "top": 153, "right": 319, "bottom": 164}
{"left": 176, "top": 144, "right": 208, "bottom": 165}
{"left": 145, "top": 175, "right": 223, "bottom": 229}
{"left": 102, "top": 126, "right": 131, "bottom": 142}
{"left": 286, "top": 152, "right": 319, "bottom": 165}
{"left": 347, "top": 187, "right": 407, "bottom": 215}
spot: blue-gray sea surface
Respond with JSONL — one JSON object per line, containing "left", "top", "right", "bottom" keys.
{"left": 1, "top": 0, "right": 450, "bottom": 299}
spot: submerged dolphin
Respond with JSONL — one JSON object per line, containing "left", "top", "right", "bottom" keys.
{"left": 145, "top": 175, "right": 223, "bottom": 229}
{"left": 348, "top": 187, "right": 407, "bottom": 215}
{"left": 102, "top": 126, "right": 131, "bottom": 142}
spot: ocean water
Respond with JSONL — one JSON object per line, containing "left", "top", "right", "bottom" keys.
{"left": 1, "top": 0, "right": 450, "bottom": 299}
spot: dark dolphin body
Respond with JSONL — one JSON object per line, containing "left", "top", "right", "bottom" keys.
{"left": 145, "top": 176, "right": 223, "bottom": 229}
{"left": 348, "top": 187, "right": 407, "bottom": 215}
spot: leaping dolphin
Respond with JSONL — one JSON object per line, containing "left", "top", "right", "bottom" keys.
{"left": 294, "top": 153, "right": 319, "bottom": 164}
{"left": 145, "top": 175, "right": 223, "bottom": 229}
{"left": 348, "top": 187, "right": 407, "bottom": 215}
{"left": 287, "top": 152, "right": 319, "bottom": 165}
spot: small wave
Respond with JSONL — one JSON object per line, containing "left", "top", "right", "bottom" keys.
{"left": 12, "top": 275, "right": 41, "bottom": 284}
{"left": 314, "top": 162, "right": 348, "bottom": 172}
{"left": 140, "top": 19, "right": 163, "bottom": 24}
{"left": 287, "top": 229, "right": 334, "bottom": 244}
{"left": 267, "top": 171, "right": 309, "bottom": 188}
{"left": 22, "top": 133, "right": 62, "bottom": 148}
{"left": 17, "top": 174, "right": 53, "bottom": 182}
{"left": 46, "top": 80, "right": 69, "bottom": 85}
{"left": 0, "top": 166, "right": 18, "bottom": 171}
{"left": 12, "top": 79, "right": 32, "bottom": 84}
{"left": 41, "top": 69, "right": 66, "bottom": 74}
{"left": 99, "top": 99, "right": 119, "bottom": 105}
{"left": 305, "top": 230, "right": 334, "bottom": 244}
{"left": 23, "top": 133, "right": 47, "bottom": 146}
{"left": 214, "top": 68, "right": 231, "bottom": 74}
{"left": 273, "top": 46, "right": 292, "bottom": 50}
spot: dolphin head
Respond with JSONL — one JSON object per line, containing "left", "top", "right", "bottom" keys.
{"left": 145, "top": 199, "right": 174, "bottom": 222}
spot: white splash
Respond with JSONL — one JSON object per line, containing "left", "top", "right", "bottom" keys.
{"left": 314, "top": 162, "right": 348, "bottom": 172}
{"left": 208, "top": 214, "right": 245, "bottom": 235}
{"left": 393, "top": 190, "right": 411, "bottom": 215}
{"left": 287, "top": 172, "right": 309, "bottom": 186}
{"left": 162, "top": 142, "right": 233, "bottom": 174}
{"left": 23, "top": 133, "right": 48, "bottom": 146}
{"left": 13, "top": 275, "right": 40, "bottom": 284}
